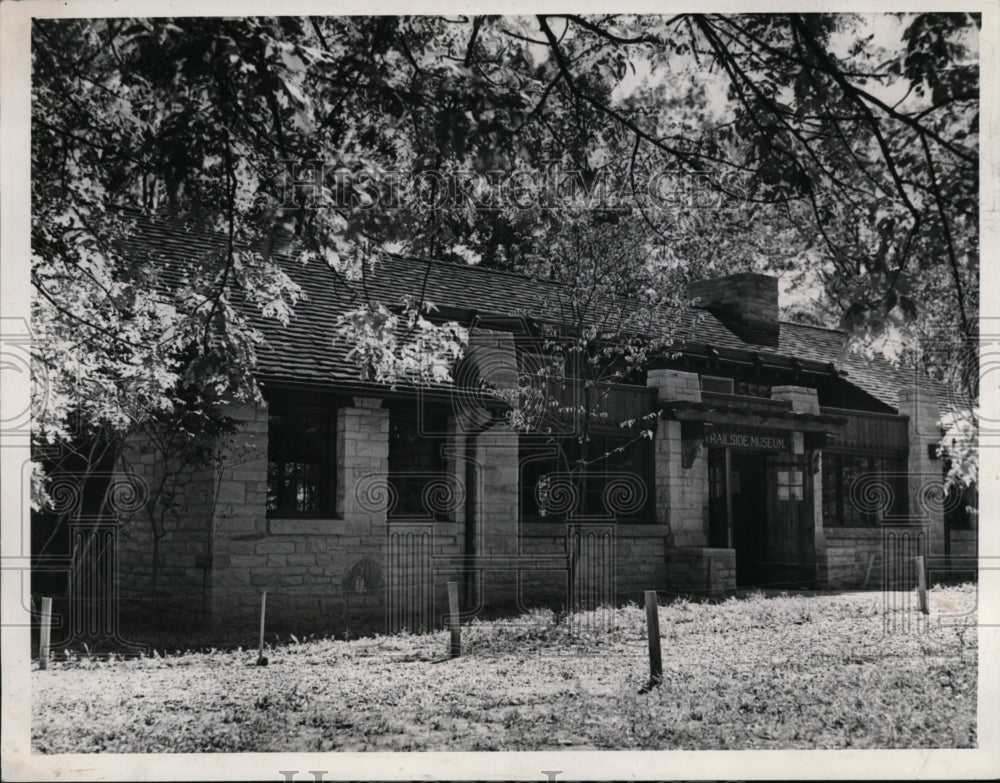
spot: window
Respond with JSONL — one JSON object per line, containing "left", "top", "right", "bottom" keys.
{"left": 840, "top": 454, "right": 869, "bottom": 526}
{"left": 700, "top": 375, "right": 734, "bottom": 395}
{"left": 388, "top": 406, "right": 449, "bottom": 518}
{"left": 267, "top": 404, "right": 336, "bottom": 516}
{"left": 701, "top": 378, "right": 770, "bottom": 398}
{"left": 520, "top": 432, "right": 654, "bottom": 523}
{"left": 734, "top": 380, "right": 771, "bottom": 398}
{"left": 822, "top": 453, "right": 907, "bottom": 527}
{"left": 709, "top": 462, "right": 726, "bottom": 501}
{"left": 777, "top": 468, "right": 804, "bottom": 500}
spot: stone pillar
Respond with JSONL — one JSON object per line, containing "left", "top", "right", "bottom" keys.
{"left": 337, "top": 397, "right": 391, "bottom": 530}
{"left": 771, "top": 385, "right": 820, "bottom": 414}
{"left": 207, "top": 401, "right": 268, "bottom": 627}
{"left": 653, "top": 420, "right": 678, "bottom": 528}
{"left": 474, "top": 423, "right": 520, "bottom": 609}
{"left": 453, "top": 328, "right": 521, "bottom": 611}
{"left": 444, "top": 415, "right": 466, "bottom": 526}
{"left": 898, "top": 385, "right": 945, "bottom": 561}
{"left": 338, "top": 398, "right": 394, "bottom": 630}
{"left": 647, "top": 369, "right": 702, "bottom": 403}
{"left": 647, "top": 370, "right": 708, "bottom": 546}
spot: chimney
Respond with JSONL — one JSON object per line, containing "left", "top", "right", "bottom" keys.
{"left": 686, "top": 273, "right": 779, "bottom": 335}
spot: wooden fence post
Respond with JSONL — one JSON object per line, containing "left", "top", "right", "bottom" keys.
{"left": 639, "top": 590, "right": 663, "bottom": 693}
{"left": 916, "top": 556, "right": 929, "bottom": 615}
{"left": 39, "top": 596, "right": 52, "bottom": 671}
{"left": 447, "top": 581, "right": 461, "bottom": 658}
{"left": 257, "top": 591, "right": 268, "bottom": 665}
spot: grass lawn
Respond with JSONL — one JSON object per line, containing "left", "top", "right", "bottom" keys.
{"left": 31, "top": 584, "right": 977, "bottom": 752}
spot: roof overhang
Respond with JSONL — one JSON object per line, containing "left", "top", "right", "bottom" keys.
{"left": 258, "top": 374, "right": 512, "bottom": 418}
{"left": 659, "top": 399, "right": 848, "bottom": 434}
{"left": 658, "top": 341, "right": 844, "bottom": 379}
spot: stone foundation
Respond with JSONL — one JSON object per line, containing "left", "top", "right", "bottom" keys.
{"left": 516, "top": 523, "right": 671, "bottom": 610}
{"left": 821, "top": 525, "right": 978, "bottom": 589}
{"left": 663, "top": 547, "right": 736, "bottom": 598}
{"left": 944, "top": 529, "right": 978, "bottom": 582}
{"left": 822, "top": 527, "right": 883, "bottom": 589}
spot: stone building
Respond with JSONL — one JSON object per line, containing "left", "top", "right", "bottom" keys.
{"left": 109, "top": 222, "right": 977, "bottom": 632}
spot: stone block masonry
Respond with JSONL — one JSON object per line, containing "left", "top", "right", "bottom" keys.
{"left": 114, "top": 343, "right": 933, "bottom": 633}
{"left": 472, "top": 422, "right": 520, "bottom": 612}
{"left": 116, "top": 391, "right": 538, "bottom": 633}
{"left": 648, "top": 418, "right": 709, "bottom": 546}
{"left": 115, "top": 432, "right": 219, "bottom": 625}
{"left": 512, "top": 524, "right": 672, "bottom": 610}
{"left": 207, "top": 397, "right": 405, "bottom": 631}
{"left": 898, "top": 385, "right": 947, "bottom": 563}
{"left": 646, "top": 369, "right": 701, "bottom": 403}
{"left": 686, "top": 273, "right": 779, "bottom": 334}
{"left": 823, "top": 528, "right": 883, "bottom": 589}
{"left": 663, "top": 547, "right": 736, "bottom": 598}
{"left": 946, "top": 529, "right": 977, "bottom": 582}
{"left": 772, "top": 385, "right": 820, "bottom": 415}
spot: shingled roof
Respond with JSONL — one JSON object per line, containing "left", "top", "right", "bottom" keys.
{"left": 132, "top": 218, "right": 952, "bottom": 415}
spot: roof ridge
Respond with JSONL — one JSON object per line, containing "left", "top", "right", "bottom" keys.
{"left": 386, "top": 252, "right": 553, "bottom": 287}
{"left": 127, "top": 213, "right": 716, "bottom": 318}
{"left": 120, "top": 212, "right": 915, "bottom": 411}
{"left": 383, "top": 252, "right": 691, "bottom": 321}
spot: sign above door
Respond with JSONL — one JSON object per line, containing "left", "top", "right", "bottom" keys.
{"left": 704, "top": 427, "right": 790, "bottom": 452}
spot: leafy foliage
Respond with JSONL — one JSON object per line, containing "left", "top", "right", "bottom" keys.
{"left": 31, "top": 13, "right": 980, "bottom": 497}
{"left": 495, "top": 210, "right": 681, "bottom": 505}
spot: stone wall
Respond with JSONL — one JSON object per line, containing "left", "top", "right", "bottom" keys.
{"left": 663, "top": 547, "right": 736, "bottom": 598}
{"left": 822, "top": 527, "right": 883, "bottom": 589}
{"left": 515, "top": 528, "right": 570, "bottom": 607}
{"left": 946, "top": 529, "right": 978, "bottom": 582}
{"left": 516, "top": 524, "right": 671, "bottom": 609}
{"left": 821, "top": 524, "right": 972, "bottom": 590}
{"left": 898, "top": 385, "right": 946, "bottom": 560}
{"left": 208, "top": 397, "right": 403, "bottom": 632}
{"left": 116, "top": 354, "right": 945, "bottom": 633}
{"left": 115, "top": 391, "right": 552, "bottom": 633}
{"left": 615, "top": 526, "right": 672, "bottom": 601}
{"left": 116, "top": 397, "right": 422, "bottom": 633}
{"left": 206, "top": 397, "right": 480, "bottom": 631}
{"left": 474, "top": 424, "right": 520, "bottom": 612}
{"left": 646, "top": 370, "right": 709, "bottom": 547}
{"left": 115, "top": 434, "right": 218, "bottom": 625}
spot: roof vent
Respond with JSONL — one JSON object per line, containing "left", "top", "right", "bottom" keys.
{"left": 686, "top": 273, "right": 779, "bottom": 336}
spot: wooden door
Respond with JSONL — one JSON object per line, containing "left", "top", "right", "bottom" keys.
{"left": 764, "top": 454, "right": 816, "bottom": 588}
